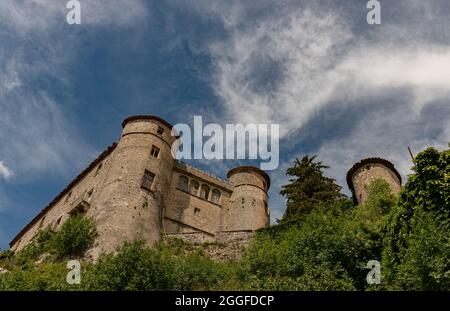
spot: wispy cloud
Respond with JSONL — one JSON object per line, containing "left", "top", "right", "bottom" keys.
{"left": 0, "top": 161, "right": 13, "bottom": 180}
{"left": 206, "top": 3, "right": 450, "bottom": 135}
{"left": 185, "top": 0, "right": 450, "bottom": 219}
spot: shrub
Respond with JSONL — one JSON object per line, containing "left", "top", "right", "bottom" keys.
{"left": 81, "top": 241, "right": 230, "bottom": 291}
{"left": 0, "top": 262, "right": 70, "bottom": 291}
{"left": 50, "top": 215, "right": 97, "bottom": 258}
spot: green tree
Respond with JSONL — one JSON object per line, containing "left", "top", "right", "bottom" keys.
{"left": 382, "top": 146, "right": 450, "bottom": 290}
{"left": 280, "top": 156, "right": 346, "bottom": 220}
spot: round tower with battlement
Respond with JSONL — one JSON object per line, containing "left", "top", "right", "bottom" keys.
{"left": 88, "top": 115, "right": 177, "bottom": 258}
{"left": 347, "top": 157, "right": 402, "bottom": 205}
{"left": 225, "top": 166, "right": 270, "bottom": 231}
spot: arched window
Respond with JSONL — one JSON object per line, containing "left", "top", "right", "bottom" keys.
{"left": 178, "top": 175, "right": 189, "bottom": 192}
{"left": 200, "top": 184, "right": 210, "bottom": 200}
{"left": 211, "top": 189, "right": 221, "bottom": 204}
{"left": 190, "top": 180, "right": 199, "bottom": 195}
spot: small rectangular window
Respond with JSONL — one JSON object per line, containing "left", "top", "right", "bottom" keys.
{"left": 141, "top": 170, "right": 155, "bottom": 191}
{"left": 150, "top": 145, "right": 160, "bottom": 158}
{"left": 194, "top": 208, "right": 201, "bottom": 216}
{"left": 157, "top": 126, "right": 164, "bottom": 135}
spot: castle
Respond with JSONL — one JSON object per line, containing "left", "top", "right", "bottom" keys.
{"left": 10, "top": 116, "right": 270, "bottom": 258}
{"left": 9, "top": 115, "right": 402, "bottom": 258}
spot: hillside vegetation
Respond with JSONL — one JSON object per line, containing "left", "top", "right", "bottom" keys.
{"left": 0, "top": 146, "right": 448, "bottom": 290}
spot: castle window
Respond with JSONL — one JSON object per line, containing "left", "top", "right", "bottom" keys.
{"left": 53, "top": 215, "right": 63, "bottom": 230}
{"left": 69, "top": 205, "right": 85, "bottom": 216}
{"left": 157, "top": 126, "right": 164, "bottom": 135}
{"left": 189, "top": 180, "right": 199, "bottom": 195}
{"left": 177, "top": 175, "right": 189, "bottom": 192}
{"left": 194, "top": 208, "right": 201, "bottom": 216}
{"left": 141, "top": 170, "right": 155, "bottom": 191}
{"left": 200, "top": 184, "right": 210, "bottom": 200}
{"left": 150, "top": 145, "right": 160, "bottom": 158}
{"left": 211, "top": 189, "right": 221, "bottom": 204}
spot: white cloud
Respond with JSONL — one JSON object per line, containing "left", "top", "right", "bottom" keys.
{"left": 208, "top": 7, "right": 450, "bottom": 138}
{"left": 192, "top": 1, "right": 450, "bottom": 219}
{"left": 0, "top": 161, "right": 13, "bottom": 180}
{"left": 209, "top": 8, "right": 353, "bottom": 137}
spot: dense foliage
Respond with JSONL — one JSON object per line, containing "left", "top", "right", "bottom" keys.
{"left": 382, "top": 147, "right": 450, "bottom": 289}
{"left": 0, "top": 146, "right": 448, "bottom": 291}
{"left": 50, "top": 215, "right": 97, "bottom": 258}
{"left": 280, "top": 156, "right": 346, "bottom": 220}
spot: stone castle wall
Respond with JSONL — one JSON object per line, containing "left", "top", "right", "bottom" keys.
{"left": 10, "top": 145, "right": 116, "bottom": 252}
{"left": 350, "top": 163, "right": 402, "bottom": 204}
{"left": 9, "top": 116, "right": 270, "bottom": 258}
{"left": 226, "top": 169, "right": 270, "bottom": 231}
{"left": 164, "top": 230, "right": 255, "bottom": 261}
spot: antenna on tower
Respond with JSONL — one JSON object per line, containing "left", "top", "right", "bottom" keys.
{"left": 408, "top": 146, "right": 415, "bottom": 161}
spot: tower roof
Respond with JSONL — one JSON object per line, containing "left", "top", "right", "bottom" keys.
{"left": 122, "top": 115, "right": 174, "bottom": 129}
{"left": 227, "top": 166, "right": 271, "bottom": 190}
{"left": 346, "top": 157, "right": 402, "bottom": 193}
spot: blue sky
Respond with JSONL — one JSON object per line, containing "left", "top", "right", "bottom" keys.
{"left": 1, "top": 0, "right": 449, "bottom": 249}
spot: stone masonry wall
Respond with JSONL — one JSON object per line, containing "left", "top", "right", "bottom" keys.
{"left": 351, "top": 163, "right": 402, "bottom": 204}
{"left": 164, "top": 231, "right": 255, "bottom": 261}
{"left": 10, "top": 148, "right": 115, "bottom": 252}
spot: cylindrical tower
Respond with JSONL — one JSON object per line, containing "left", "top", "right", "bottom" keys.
{"left": 88, "top": 115, "right": 177, "bottom": 258}
{"left": 225, "top": 166, "right": 270, "bottom": 231}
{"left": 346, "top": 157, "right": 402, "bottom": 205}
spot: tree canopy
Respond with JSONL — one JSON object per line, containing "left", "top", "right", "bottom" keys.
{"left": 280, "top": 155, "right": 346, "bottom": 220}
